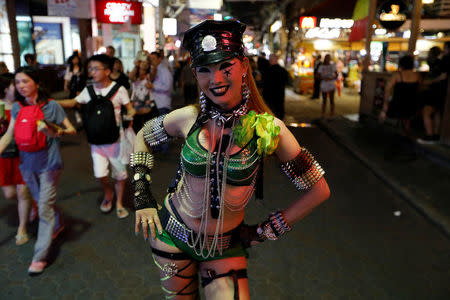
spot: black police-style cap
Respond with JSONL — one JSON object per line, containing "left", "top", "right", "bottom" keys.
{"left": 182, "top": 20, "right": 246, "bottom": 67}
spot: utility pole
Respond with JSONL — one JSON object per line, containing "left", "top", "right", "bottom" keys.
{"left": 363, "top": 0, "right": 377, "bottom": 71}
{"left": 159, "top": 0, "right": 166, "bottom": 50}
{"left": 408, "top": 0, "right": 422, "bottom": 55}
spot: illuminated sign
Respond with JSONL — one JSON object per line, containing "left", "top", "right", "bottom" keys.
{"left": 319, "top": 18, "right": 354, "bottom": 29}
{"left": 270, "top": 20, "right": 282, "bottom": 33}
{"left": 96, "top": 0, "right": 143, "bottom": 24}
{"left": 300, "top": 16, "right": 317, "bottom": 29}
{"left": 163, "top": 18, "right": 177, "bottom": 35}
{"left": 377, "top": 0, "right": 407, "bottom": 30}
{"left": 305, "top": 27, "right": 341, "bottom": 39}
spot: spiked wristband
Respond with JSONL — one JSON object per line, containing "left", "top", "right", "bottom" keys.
{"left": 256, "top": 210, "right": 291, "bottom": 241}
{"left": 130, "top": 152, "right": 157, "bottom": 210}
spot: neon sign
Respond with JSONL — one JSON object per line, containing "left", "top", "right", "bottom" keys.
{"left": 379, "top": 5, "right": 406, "bottom": 21}
{"left": 319, "top": 18, "right": 354, "bottom": 29}
{"left": 300, "top": 17, "right": 317, "bottom": 29}
{"left": 377, "top": 0, "right": 407, "bottom": 30}
{"left": 96, "top": 0, "right": 143, "bottom": 24}
{"left": 305, "top": 27, "right": 341, "bottom": 39}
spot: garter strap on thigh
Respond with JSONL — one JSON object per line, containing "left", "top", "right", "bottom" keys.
{"left": 151, "top": 247, "right": 199, "bottom": 298}
{"left": 201, "top": 269, "right": 248, "bottom": 300}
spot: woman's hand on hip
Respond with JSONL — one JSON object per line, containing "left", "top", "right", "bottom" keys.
{"left": 135, "top": 208, "right": 163, "bottom": 241}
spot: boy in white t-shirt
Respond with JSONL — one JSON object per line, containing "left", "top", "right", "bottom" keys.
{"left": 59, "top": 54, "right": 135, "bottom": 219}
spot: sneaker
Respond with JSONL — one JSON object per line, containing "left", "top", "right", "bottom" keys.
{"left": 28, "top": 261, "right": 47, "bottom": 275}
{"left": 417, "top": 135, "right": 437, "bottom": 145}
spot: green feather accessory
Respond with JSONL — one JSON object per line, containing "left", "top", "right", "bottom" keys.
{"left": 233, "top": 110, "right": 280, "bottom": 156}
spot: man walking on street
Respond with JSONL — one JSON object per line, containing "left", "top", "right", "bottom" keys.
{"left": 262, "top": 54, "right": 290, "bottom": 120}
{"left": 59, "top": 54, "right": 135, "bottom": 218}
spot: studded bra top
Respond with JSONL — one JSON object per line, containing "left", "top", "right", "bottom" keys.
{"left": 181, "top": 127, "right": 261, "bottom": 186}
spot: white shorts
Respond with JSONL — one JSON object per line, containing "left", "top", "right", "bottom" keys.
{"left": 90, "top": 141, "right": 127, "bottom": 180}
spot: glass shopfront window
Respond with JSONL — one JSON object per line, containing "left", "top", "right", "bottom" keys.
{"left": 0, "top": 0, "right": 14, "bottom": 71}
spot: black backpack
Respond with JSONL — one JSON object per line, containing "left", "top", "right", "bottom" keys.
{"left": 81, "top": 83, "right": 121, "bottom": 145}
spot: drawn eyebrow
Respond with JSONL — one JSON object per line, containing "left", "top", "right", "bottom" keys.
{"left": 219, "top": 62, "right": 235, "bottom": 70}
{"left": 197, "top": 66, "right": 210, "bottom": 73}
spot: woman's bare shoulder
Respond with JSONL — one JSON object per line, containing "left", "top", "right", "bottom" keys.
{"left": 164, "top": 105, "right": 199, "bottom": 138}
{"left": 273, "top": 117, "right": 302, "bottom": 161}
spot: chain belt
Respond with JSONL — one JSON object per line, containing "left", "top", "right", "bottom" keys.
{"left": 160, "top": 198, "right": 234, "bottom": 250}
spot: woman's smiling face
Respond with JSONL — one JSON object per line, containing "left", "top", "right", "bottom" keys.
{"left": 194, "top": 57, "right": 248, "bottom": 110}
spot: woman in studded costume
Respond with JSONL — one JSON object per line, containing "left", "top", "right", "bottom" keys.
{"left": 131, "top": 20, "right": 330, "bottom": 299}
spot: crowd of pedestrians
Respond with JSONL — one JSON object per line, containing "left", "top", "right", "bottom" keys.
{"left": 379, "top": 43, "right": 450, "bottom": 144}
{"left": 0, "top": 46, "right": 178, "bottom": 275}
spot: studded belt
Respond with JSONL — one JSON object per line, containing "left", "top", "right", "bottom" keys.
{"left": 159, "top": 197, "right": 235, "bottom": 250}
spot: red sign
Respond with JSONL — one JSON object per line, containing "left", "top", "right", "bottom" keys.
{"left": 96, "top": 0, "right": 143, "bottom": 24}
{"left": 299, "top": 16, "right": 317, "bottom": 29}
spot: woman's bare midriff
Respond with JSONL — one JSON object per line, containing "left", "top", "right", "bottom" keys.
{"left": 168, "top": 173, "right": 248, "bottom": 234}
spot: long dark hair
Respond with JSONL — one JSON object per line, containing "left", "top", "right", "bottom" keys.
{"left": 14, "top": 66, "right": 49, "bottom": 106}
{"left": 68, "top": 54, "right": 82, "bottom": 72}
{"left": 0, "top": 73, "right": 14, "bottom": 99}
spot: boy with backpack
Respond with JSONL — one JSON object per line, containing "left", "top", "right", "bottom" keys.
{"left": 59, "top": 54, "right": 135, "bottom": 219}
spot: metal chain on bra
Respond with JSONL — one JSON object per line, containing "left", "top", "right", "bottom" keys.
{"left": 177, "top": 170, "right": 205, "bottom": 218}
{"left": 224, "top": 166, "right": 259, "bottom": 211}
{"left": 185, "top": 123, "right": 215, "bottom": 258}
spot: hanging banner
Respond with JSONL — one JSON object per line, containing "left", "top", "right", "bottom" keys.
{"left": 349, "top": 0, "right": 369, "bottom": 42}
{"left": 96, "top": 0, "right": 143, "bottom": 24}
{"left": 47, "top": 0, "right": 91, "bottom": 19}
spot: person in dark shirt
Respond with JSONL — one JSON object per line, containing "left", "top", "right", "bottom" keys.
{"left": 417, "top": 46, "right": 447, "bottom": 144}
{"left": 110, "top": 58, "right": 130, "bottom": 90}
{"left": 257, "top": 52, "right": 270, "bottom": 76}
{"left": 312, "top": 54, "right": 322, "bottom": 99}
{"left": 262, "top": 54, "right": 290, "bottom": 120}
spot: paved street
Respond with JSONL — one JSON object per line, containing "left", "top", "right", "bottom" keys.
{"left": 1, "top": 90, "right": 449, "bottom": 299}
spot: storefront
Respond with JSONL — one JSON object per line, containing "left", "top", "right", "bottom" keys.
{"left": 291, "top": 14, "right": 449, "bottom": 95}
{"left": 95, "top": 0, "right": 144, "bottom": 72}
{"left": 291, "top": 17, "right": 364, "bottom": 94}
{"left": 0, "top": 0, "right": 14, "bottom": 71}
{"left": 7, "top": 0, "right": 93, "bottom": 68}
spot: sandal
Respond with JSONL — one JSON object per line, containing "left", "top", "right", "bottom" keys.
{"left": 15, "top": 233, "right": 29, "bottom": 246}
{"left": 116, "top": 208, "right": 129, "bottom": 219}
{"left": 100, "top": 199, "right": 113, "bottom": 213}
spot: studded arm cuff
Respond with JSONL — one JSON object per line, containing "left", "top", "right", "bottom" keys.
{"left": 130, "top": 152, "right": 157, "bottom": 210}
{"left": 280, "top": 148, "right": 325, "bottom": 190}
{"left": 142, "top": 115, "right": 173, "bottom": 147}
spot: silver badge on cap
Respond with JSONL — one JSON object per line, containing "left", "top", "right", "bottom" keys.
{"left": 201, "top": 35, "right": 217, "bottom": 52}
